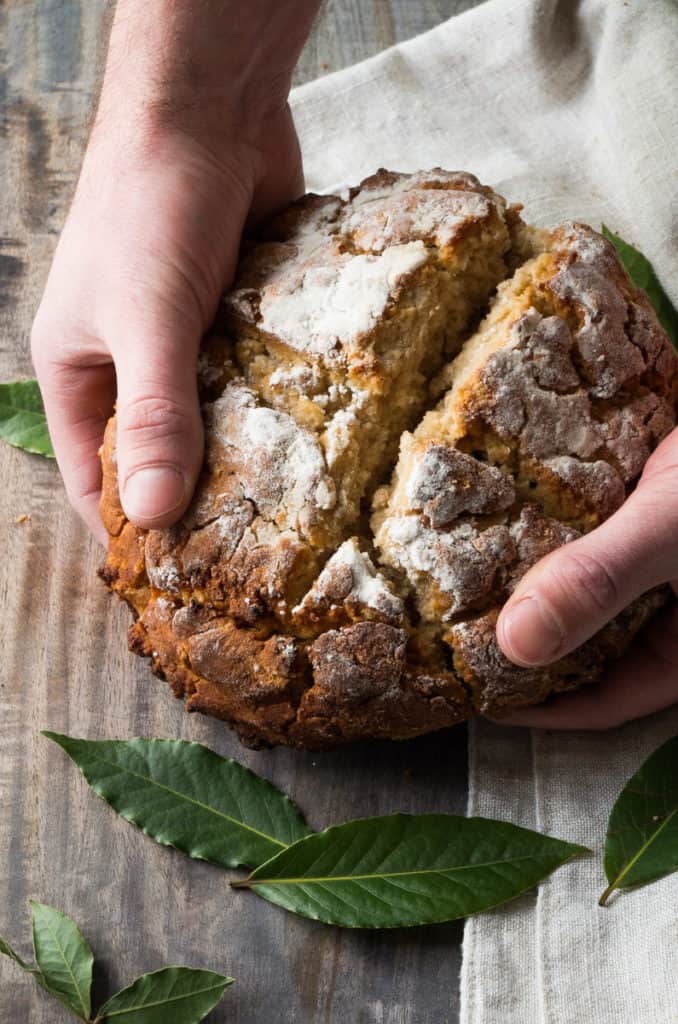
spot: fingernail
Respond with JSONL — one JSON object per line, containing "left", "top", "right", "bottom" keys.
{"left": 122, "top": 465, "right": 187, "bottom": 522}
{"left": 500, "top": 595, "right": 564, "bottom": 666}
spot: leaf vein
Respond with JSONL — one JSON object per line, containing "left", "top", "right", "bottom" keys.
{"left": 87, "top": 757, "right": 288, "bottom": 849}
{"left": 40, "top": 916, "right": 89, "bottom": 1018}
{"left": 103, "top": 980, "right": 227, "bottom": 1017}
{"left": 251, "top": 852, "right": 556, "bottom": 887}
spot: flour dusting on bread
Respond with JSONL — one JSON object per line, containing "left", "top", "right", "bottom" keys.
{"left": 99, "top": 170, "right": 678, "bottom": 749}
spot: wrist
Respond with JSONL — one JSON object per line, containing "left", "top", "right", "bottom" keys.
{"left": 97, "top": 0, "right": 319, "bottom": 137}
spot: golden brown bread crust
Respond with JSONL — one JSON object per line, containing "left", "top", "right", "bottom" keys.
{"left": 100, "top": 169, "right": 678, "bottom": 749}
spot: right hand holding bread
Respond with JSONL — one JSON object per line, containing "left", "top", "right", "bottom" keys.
{"left": 496, "top": 430, "right": 678, "bottom": 728}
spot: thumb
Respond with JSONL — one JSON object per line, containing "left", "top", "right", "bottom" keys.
{"left": 114, "top": 334, "right": 204, "bottom": 530}
{"left": 497, "top": 449, "right": 678, "bottom": 667}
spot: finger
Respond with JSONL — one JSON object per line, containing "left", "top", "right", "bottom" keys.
{"left": 497, "top": 440, "right": 678, "bottom": 667}
{"left": 490, "top": 599, "right": 678, "bottom": 729}
{"left": 114, "top": 331, "right": 204, "bottom": 529}
{"left": 35, "top": 357, "right": 115, "bottom": 545}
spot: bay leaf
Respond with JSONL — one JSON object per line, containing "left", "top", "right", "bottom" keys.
{"left": 600, "top": 734, "right": 678, "bottom": 905}
{"left": 30, "top": 901, "right": 94, "bottom": 1021}
{"left": 45, "top": 733, "right": 311, "bottom": 869}
{"left": 232, "top": 813, "right": 588, "bottom": 928}
{"left": 95, "top": 966, "right": 233, "bottom": 1024}
{"left": 2, "top": 920, "right": 91, "bottom": 1018}
{"left": 0, "top": 379, "right": 54, "bottom": 457}
{"left": 602, "top": 225, "right": 678, "bottom": 348}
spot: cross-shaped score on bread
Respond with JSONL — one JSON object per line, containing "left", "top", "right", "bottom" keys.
{"left": 98, "top": 169, "right": 678, "bottom": 750}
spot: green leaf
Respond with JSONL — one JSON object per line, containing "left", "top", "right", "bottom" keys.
{"left": 600, "top": 734, "right": 678, "bottom": 905}
{"left": 0, "top": 379, "right": 54, "bottom": 457}
{"left": 602, "top": 225, "right": 678, "bottom": 348}
{"left": 45, "top": 733, "right": 311, "bottom": 869}
{"left": 1, "top": 925, "right": 90, "bottom": 1017}
{"left": 2, "top": 904, "right": 233, "bottom": 1024}
{"left": 232, "top": 814, "right": 588, "bottom": 928}
{"left": 96, "top": 966, "right": 233, "bottom": 1024}
{"left": 30, "top": 901, "right": 94, "bottom": 1021}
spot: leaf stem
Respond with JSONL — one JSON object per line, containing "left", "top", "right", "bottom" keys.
{"left": 598, "top": 882, "right": 615, "bottom": 907}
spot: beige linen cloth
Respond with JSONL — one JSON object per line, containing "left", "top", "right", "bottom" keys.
{"left": 289, "top": 1, "right": 678, "bottom": 1020}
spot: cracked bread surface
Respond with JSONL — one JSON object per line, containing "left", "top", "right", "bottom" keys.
{"left": 99, "top": 169, "right": 678, "bottom": 749}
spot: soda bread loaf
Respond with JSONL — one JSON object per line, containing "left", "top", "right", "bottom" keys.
{"left": 99, "top": 170, "right": 678, "bottom": 749}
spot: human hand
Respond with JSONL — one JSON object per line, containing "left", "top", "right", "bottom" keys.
{"left": 31, "top": 0, "right": 318, "bottom": 544}
{"left": 494, "top": 428, "right": 678, "bottom": 728}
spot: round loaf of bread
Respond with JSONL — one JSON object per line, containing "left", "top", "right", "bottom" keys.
{"left": 99, "top": 169, "right": 678, "bottom": 749}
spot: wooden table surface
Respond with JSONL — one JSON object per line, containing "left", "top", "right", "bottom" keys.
{"left": 0, "top": 3, "right": 479, "bottom": 1020}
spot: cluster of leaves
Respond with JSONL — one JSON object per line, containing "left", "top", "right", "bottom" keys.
{"left": 0, "top": 900, "right": 232, "bottom": 1023}
{"left": 45, "top": 731, "right": 678, "bottom": 921}
{"left": 44, "top": 733, "right": 588, "bottom": 930}
{"left": 4, "top": 733, "right": 677, "bottom": 1020}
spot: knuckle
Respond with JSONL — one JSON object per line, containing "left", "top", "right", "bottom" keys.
{"left": 118, "top": 394, "right": 192, "bottom": 444}
{"left": 557, "top": 550, "right": 620, "bottom": 615}
{"left": 66, "top": 480, "right": 101, "bottom": 508}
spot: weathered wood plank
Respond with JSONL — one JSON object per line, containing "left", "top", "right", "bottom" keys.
{"left": 0, "top": 2, "right": 473, "bottom": 1021}
{"left": 295, "top": 0, "right": 478, "bottom": 83}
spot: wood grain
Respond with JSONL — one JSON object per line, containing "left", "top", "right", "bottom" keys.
{"left": 0, "top": 2, "right": 475, "bottom": 1021}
